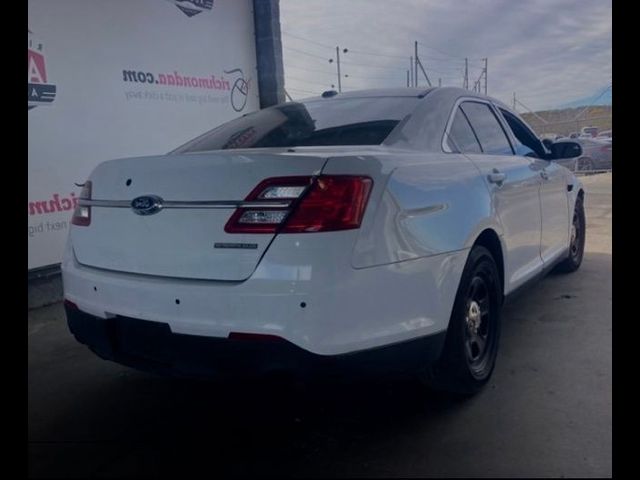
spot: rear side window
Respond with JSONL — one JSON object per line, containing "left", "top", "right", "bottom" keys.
{"left": 446, "top": 107, "right": 482, "bottom": 153}
{"left": 459, "top": 102, "right": 513, "bottom": 155}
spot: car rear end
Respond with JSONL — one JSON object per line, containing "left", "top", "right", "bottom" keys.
{"left": 62, "top": 92, "right": 454, "bottom": 379}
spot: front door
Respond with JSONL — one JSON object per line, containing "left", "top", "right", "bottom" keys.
{"left": 535, "top": 159, "right": 570, "bottom": 264}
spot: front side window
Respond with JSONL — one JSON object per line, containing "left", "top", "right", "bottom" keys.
{"left": 172, "top": 97, "right": 420, "bottom": 153}
{"left": 459, "top": 102, "right": 513, "bottom": 155}
{"left": 499, "top": 108, "right": 546, "bottom": 158}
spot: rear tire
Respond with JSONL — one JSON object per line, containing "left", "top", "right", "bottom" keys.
{"left": 423, "top": 246, "right": 502, "bottom": 396}
{"left": 555, "top": 195, "right": 586, "bottom": 273}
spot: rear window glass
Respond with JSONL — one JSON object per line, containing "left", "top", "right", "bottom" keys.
{"left": 172, "top": 97, "right": 420, "bottom": 153}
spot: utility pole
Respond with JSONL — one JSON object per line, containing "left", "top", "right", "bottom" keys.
{"left": 413, "top": 42, "right": 432, "bottom": 87}
{"left": 464, "top": 58, "right": 468, "bottom": 89}
{"left": 484, "top": 58, "right": 488, "bottom": 95}
{"left": 409, "top": 57, "right": 414, "bottom": 87}
{"left": 438, "top": 78, "right": 441, "bottom": 87}
{"left": 414, "top": 41, "right": 419, "bottom": 87}
{"left": 336, "top": 46, "right": 342, "bottom": 93}
{"left": 513, "top": 92, "right": 516, "bottom": 110}
{"left": 406, "top": 70, "right": 410, "bottom": 87}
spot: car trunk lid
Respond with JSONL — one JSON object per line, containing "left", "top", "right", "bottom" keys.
{"left": 70, "top": 152, "right": 327, "bottom": 281}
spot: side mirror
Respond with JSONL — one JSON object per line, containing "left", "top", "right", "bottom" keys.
{"left": 550, "top": 141, "right": 582, "bottom": 160}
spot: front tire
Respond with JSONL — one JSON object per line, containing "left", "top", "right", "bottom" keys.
{"left": 423, "top": 246, "right": 502, "bottom": 396}
{"left": 555, "top": 195, "right": 586, "bottom": 273}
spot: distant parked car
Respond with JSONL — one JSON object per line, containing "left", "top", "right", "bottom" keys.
{"left": 580, "top": 126, "right": 598, "bottom": 138}
{"left": 553, "top": 137, "right": 612, "bottom": 171}
{"left": 541, "top": 133, "right": 562, "bottom": 141}
{"left": 597, "top": 130, "right": 612, "bottom": 140}
{"left": 568, "top": 132, "right": 579, "bottom": 139}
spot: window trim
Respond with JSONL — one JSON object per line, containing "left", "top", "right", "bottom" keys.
{"left": 441, "top": 97, "right": 515, "bottom": 155}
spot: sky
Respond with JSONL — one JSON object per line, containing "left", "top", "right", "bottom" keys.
{"left": 280, "top": 0, "right": 612, "bottom": 111}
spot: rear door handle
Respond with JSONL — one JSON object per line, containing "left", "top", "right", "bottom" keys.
{"left": 488, "top": 169, "right": 506, "bottom": 185}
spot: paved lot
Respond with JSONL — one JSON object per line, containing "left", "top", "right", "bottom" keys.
{"left": 28, "top": 174, "right": 612, "bottom": 478}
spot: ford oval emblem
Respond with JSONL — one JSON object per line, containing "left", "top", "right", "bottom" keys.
{"left": 131, "top": 195, "right": 163, "bottom": 216}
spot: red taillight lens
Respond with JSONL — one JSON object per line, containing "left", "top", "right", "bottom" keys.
{"left": 63, "top": 299, "right": 78, "bottom": 310}
{"left": 71, "top": 181, "right": 92, "bottom": 226}
{"left": 283, "top": 176, "right": 373, "bottom": 233}
{"left": 224, "top": 175, "right": 373, "bottom": 234}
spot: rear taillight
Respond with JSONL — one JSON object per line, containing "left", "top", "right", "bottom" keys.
{"left": 224, "top": 175, "right": 373, "bottom": 234}
{"left": 63, "top": 299, "right": 78, "bottom": 310}
{"left": 71, "top": 181, "right": 92, "bottom": 226}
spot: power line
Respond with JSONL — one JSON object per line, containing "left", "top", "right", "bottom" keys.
{"left": 346, "top": 48, "right": 407, "bottom": 60}
{"left": 339, "top": 59, "right": 407, "bottom": 71}
{"left": 282, "top": 30, "right": 410, "bottom": 60}
{"left": 285, "top": 75, "right": 332, "bottom": 87}
{"left": 283, "top": 46, "right": 331, "bottom": 61}
{"left": 285, "top": 45, "right": 406, "bottom": 72}
{"left": 286, "top": 64, "right": 336, "bottom": 77}
{"left": 286, "top": 87, "right": 319, "bottom": 95}
{"left": 281, "top": 31, "right": 334, "bottom": 49}
{"left": 416, "top": 42, "right": 483, "bottom": 61}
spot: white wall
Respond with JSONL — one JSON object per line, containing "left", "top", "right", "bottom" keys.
{"left": 28, "top": 0, "right": 260, "bottom": 269}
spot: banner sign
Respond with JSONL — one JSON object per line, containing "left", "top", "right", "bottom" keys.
{"left": 28, "top": 0, "right": 260, "bottom": 269}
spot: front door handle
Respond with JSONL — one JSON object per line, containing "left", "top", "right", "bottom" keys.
{"left": 488, "top": 169, "right": 506, "bottom": 185}
{"left": 540, "top": 170, "right": 549, "bottom": 180}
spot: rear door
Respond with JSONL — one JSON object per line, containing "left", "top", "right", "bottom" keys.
{"left": 445, "top": 100, "right": 544, "bottom": 291}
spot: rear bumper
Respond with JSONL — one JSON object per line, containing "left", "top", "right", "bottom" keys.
{"left": 65, "top": 302, "right": 447, "bottom": 379}
{"left": 62, "top": 236, "right": 467, "bottom": 356}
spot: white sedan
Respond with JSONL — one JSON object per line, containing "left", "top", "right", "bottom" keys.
{"left": 62, "top": 87, "right": 586, "bottom": 395}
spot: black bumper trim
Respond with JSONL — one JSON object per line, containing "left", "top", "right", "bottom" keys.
{"left": 65, "top": 304, "right": 446, "bottom": 379}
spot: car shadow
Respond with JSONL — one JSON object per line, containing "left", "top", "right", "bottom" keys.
{"left": 29, "top": 251, "right": 611, "bottom": 478}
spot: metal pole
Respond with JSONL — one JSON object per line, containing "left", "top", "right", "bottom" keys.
{"left": 416, "top": 57, "right": 432, "bottom": 87}
{"left": 484, "top": 58, "right": 488, "bottom": 95}
{"left": 336, "top": 46, "right": 341, "bottom": 93}
{"left": 414, "top": 41, "right": 419, "bottom": 88}
{"left": 464, "top": 58, "right": 468, "bottom": 89}
{"left": 409, "top": 57, "right": 414, "bottom": 87}
{"left": 438, "top": 78, "right": 441, "bottom": 87}
{"left": 406, "top": 70, "right": 410, "bottom": 87}
{"left": 513, "top": 92, "right": 516, "bottom": 110}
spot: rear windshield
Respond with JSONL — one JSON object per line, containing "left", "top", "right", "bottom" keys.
{"left": 172, "top": 97, "right": 419, "bottom": 153}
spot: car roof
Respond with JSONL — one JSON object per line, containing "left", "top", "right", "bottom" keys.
{"left": 290, "top": 86, "right": 526, "bottom": 152}
{"left": 300, "top": 86, "right": 515, "bottom": 112}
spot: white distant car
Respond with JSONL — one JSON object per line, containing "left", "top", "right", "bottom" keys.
{"left": 63, "top": 87, "right": 586, "bottom": 395}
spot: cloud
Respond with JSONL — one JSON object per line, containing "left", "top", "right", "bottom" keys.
{"left": 280, "top": 0, "right": 611, "bottom": 111}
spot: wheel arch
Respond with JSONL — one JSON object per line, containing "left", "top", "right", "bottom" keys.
{"left": 471, "top": 228, "right": 505, "bottom": 299}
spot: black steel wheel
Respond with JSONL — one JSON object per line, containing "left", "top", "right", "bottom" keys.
{"left": 423, "top": 245, "right": 502, "bottom": 395}
{"left": 556, "top": 195, "right": 586, "bottom": 273}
